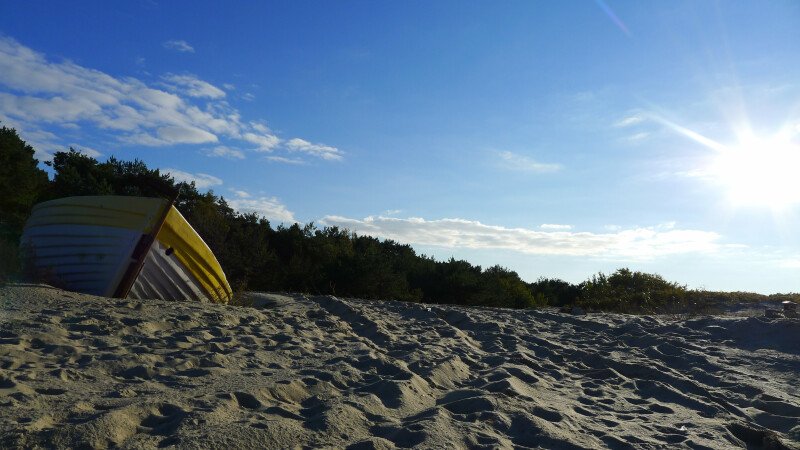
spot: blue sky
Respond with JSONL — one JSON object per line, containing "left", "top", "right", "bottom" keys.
{"left": 2, "top": 1, "right": 799, "bottom": 293}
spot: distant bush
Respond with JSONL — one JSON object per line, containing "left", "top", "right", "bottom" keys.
{"left": 576, "top": 268, "right": 702, "bottom": 314}
{"left": 768, "top": 293, "right": 800, "bottom": 304}
{"left": 687, "top": 289, "right": 800, "bottom": 309}
{"left": 528, "top": 277, "right": 580, "bottom": 307}
{"left": 570, "top": 269, "right": 800, "bottom": 314}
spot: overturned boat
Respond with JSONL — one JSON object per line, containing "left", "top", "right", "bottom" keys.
{"left": 20, "top": 196, "right": 232, "bottom": 303}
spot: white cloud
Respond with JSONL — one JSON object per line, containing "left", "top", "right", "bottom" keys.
{"left": 319, "top": 216, "right": 721, "bottom": 260}
{"left": 540, "top": 224, "right": 572, "bottom": 230}
{"left": 161, "top": 74, "right": 225, "bottom": 99}
{"left": 626, "top": 131, "right": 650, "bottom": 142}
{"left": 232, "top": 189, "right": 250, "bottom": 198}
{"left": 163, "top": 168, "right": 222, "bottom": 190}
{"left": 0, "top": 120, "right": 58, "bottom": 160}
{"left": 228, "top": 196, "right": 296, "bottom": 223}
{"left": 0, "top": 37, "right": 234, "bottom": 146}
{"left": 657, "top": 221, "right": 676, "bottom": 230}
{"left": 243, "top": 132, "right": 281, "bottom": 151}
{"left": 206, "top": 145, "right": 245, "bottom": 159}
{"left": 266, "top": 155, "right": 305, "bottom": 164}
{"left": 0, "top": 37, "right": 342, "bottom": 162}
{"left": 614, "top": 114, "right": 645, "bottom": 128}
{"left": 157, "top": 125, "right": 217, "bottom": 144}
{"left": 286, "top": 138, "right": 343, "bottom": 161}
{"left": 242, "top": 92, "right": 255, "bottom": 101}
{"left": 163, "top": 40, "right": 195, "bottom": 53}
{"left": 223, "top": 83, "right": 235, "bottom": 91}
{"left": 497, "top": 151, "right": 561, "bottom": 173}
{"left": 69, "top": 143, "right": 102, "bottom": 158}
{"left": 250, "top": 122, "right": 270, "bottom": 133}
{"left": 385, "top": 209, "right": 402, "bottom": 216}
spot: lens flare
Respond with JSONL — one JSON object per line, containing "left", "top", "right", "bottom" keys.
{"left": 594, "top": 0, "right": 631, "bottom": 37}
{"left": 651, "top": 114, "right": 800, "bottom": 211}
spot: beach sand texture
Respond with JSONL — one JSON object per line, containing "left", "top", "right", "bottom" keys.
{"left": 0, "top": 284, "right": 798, "bottom": 449}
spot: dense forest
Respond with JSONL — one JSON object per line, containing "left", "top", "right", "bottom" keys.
{"left": 1, "top": 125, "right": 797, "bottom": 313}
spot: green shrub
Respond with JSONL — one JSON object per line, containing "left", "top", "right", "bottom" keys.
{"left": 528, "top": 277, "right": 579, "bottom": 306}
{"left": 576, "top": 268, "right": 699, "bottom": 314}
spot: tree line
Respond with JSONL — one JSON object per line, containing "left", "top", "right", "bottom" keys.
{"left": 1, "top": 125, "right": 797, "bottom": 313}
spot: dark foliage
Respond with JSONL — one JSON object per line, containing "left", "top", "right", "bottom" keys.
{"left": 0, "top": 126, "right": 49, "bottom": 281}
{"left": 528, "top": 277, "right": 580, "bottom": 307}
{"left": 0, "top": 126, "right": 49, "bottom": 236}
{"left": 10, "top": 144, "right": 539, "bottom": 307}
{"left": 573, "top": 268, "right": 800, "bottom": 314}
{"left": 576, "top": 268, "right": 694, "bottom": 314}
{"left": 43, "top": 149, "right": 177, "bottom": 200}
{"left": 2, "top": 127, "right": 798, "bottom": 312}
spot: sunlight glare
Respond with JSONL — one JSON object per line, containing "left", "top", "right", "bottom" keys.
{"left": 710, "top": 133, "right": 800, "bottom": 209}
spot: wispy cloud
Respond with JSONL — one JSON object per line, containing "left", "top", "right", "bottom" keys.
{"left": 540, "top": 223, "right": 572, "bottom": 230}
{"left": 250, "top": 122, "right": 269, "bottom": 133}
{"left": 161, "top": 74, "right": 225, "bottom": 99}
{"left": 266, "top": 155, "right": 305, "bottom": 165}
{"left": 157, "top": 125, "right": 217, "bottom": 144}
{"left": 227, "top": 193, "right": 296, "bottom": 223}
{"left": 625, "top": 131, "right": 650, "bottom": 142}
{"left": 0, "top": 37, "right": 341, "bottom": 163}
{"left": 612, "top": 112, "right": 653, "bottom": 143}
{"left": 68, "top": 144, "right": 102, "bottom": 158}
{"left": 319, "top": 216, "right": 721, "bottom": 260}
{"left": 0, "top": 36, "right": 235, "bottom": 147}
{"left": 286, "top": 138, "right": 343, "bottom": 161}
{"left": 243, "top": 132, "right": 281, "bottom": 151}
{"left": 614, "top": 114, "right": 645, "bottom": 128}
{"left": 497, "top": 151, "right": 562, "bottom": 173}
{"left": 206, "top": 145, "right": 245, "bottom": 159}
{"left": 163, "top": 168, "right": 222, "bottom": 190}
{"left": 0, "top": 120, "right": 59, "bottom": 160}
{"left": 162, "top": 40, "right": 195, "bottom": 53}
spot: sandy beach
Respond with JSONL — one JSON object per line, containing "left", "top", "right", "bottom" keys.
{"left": 0, "top": 284, "right": 798, "bottom": 449}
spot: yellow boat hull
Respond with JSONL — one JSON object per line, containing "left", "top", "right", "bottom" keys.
{"left": 21, "top": 196, "right": 232, "bottom": 303}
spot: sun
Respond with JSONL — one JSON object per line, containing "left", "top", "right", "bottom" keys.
{"left": 709, "top": 132, "right": 800, "bottom": 210}
{"left": 651, "top": 115, "right": 800, "bottom": 211}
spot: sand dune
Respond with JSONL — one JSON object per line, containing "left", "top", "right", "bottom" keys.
{"left": 0, "top": 284, "right": 798, "bottom": 449}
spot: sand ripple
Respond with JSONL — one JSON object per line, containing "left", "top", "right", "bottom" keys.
{"left": 0, "top": 285, "right": 798, "bottom": 449}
